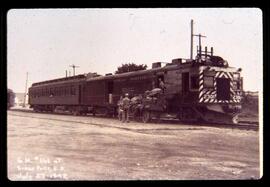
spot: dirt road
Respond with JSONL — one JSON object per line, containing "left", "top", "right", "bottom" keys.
{"left": 8, "top": 110, "right": 260, "bottom": 180}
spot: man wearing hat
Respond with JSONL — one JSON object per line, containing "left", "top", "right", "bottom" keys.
{"left": 122, "top": 93, "right": 131, "bottom": 123}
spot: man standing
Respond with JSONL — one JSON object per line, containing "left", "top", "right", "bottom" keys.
{"left": 122, "top": 93, "right": 130, "bottom": 123}
{"left": 159, "top": 78, "right": 166, "bottom": 93}
{"left": 117, "top": 96, "right": 123, "bottom": 121}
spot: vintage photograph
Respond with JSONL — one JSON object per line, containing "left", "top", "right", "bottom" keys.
{"left": 7, "top": 8, "right": 262, "bottom": 180}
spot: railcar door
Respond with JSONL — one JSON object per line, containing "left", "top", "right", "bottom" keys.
{"left": 216, "top": 78, "right": 230, "bottom": 100}
{"left": 153, "top": 73, "right": 165, "bottom": 89}
{"left": 106, "top": 81, "right": 114, "bottom": 104}
{"left": 182, "top": 72, "right": 189, "bottom": 94}
{"left": 78, "top": 85, "right": 82, "bottom": 104}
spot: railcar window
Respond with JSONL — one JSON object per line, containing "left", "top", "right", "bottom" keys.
{"left": 204, "top": 76, "right": 214, "bottom": 88}
{"left": 60, "top": 87, "right": 63, "bottom": 96}
{"left": 53, "top": 88, "right": 56, "bottom": 96}
{"left": 71, "top": 86, "right": 76, "bottom": 95}
{"left": 237, "top": 81, "right": 241, "bottom": 89}
{"left": 68, "top": 87, "right": 71, "bottom": 95}
{"left": 190, "top": 76, "right": 199, "bottom": 89}
{"left": 233, "top": 81, "right": 241, "bottom": 90}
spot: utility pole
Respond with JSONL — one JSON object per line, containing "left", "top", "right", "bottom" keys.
{"left": 69, "top": 64, "right": 80, "bottom": 76}
{"left": 23, "top": 72, "right": 28, "bottom": 108}
{"left": 190, "top": 19, "right": 194, "bottom": 59}
{"left": 190, "top": 20, "right": 206, "bottom": 59}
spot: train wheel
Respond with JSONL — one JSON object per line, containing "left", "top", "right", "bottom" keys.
{"left": 142, "top": 110, "right": 151, "bottom": 123}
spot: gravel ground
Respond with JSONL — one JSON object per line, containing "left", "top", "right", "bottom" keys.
{"left": 7, "top": 110, "right": 261, "bottom": 180}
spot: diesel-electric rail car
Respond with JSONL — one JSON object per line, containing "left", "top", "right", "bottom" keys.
{"left": 29, "top": 47, "right": 243, "bottom": 124}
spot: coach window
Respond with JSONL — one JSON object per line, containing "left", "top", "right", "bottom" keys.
{"left": 70, "top": 86, "right": 73, "bottom": 95}
{"left": 67, "top": 87, "right": 70, "bottom": 95}
{"left": 204, "top": 76, "right": 214, "bottom": 88}
{"left": 54, "top": 88, "right": 56, "bottom": 96}
{"left": 49, "top": 88, "right": 53, "bottom": 96}
{"left": 60, "top": 87, "right": 63, "bottom": 96}
{"left": 190, "top": 76, "right": 199, "bottom": 89}
{"left": 71, "top": 86, "right": 76, "bottom": 95}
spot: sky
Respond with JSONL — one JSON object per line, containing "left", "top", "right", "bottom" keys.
{"left": 7, "top": 8, "right": 262, "bottom": 93}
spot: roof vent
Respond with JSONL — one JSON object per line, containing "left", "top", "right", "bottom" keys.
{"left": 87, "top": 72, "right": 100, "bottom": 78}
{"left": 152, "top": 62, "right": 162, "bottom": 69}
{"left": 172, "top": 58, "right": 182, "bottom": 65}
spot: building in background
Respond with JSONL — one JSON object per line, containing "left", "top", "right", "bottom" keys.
{"left": 14, "top": 93, "right": 28, "bottom": 107}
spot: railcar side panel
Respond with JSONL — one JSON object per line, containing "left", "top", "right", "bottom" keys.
{"left": 29, "top": 83, "right": 81, "bottom": 106}
{"left": 82, "top": 80, "right": 106, "bottom": 106}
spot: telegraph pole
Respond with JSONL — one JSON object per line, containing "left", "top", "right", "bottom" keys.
{"left": 23, "top": 72, "right": 28, "bottom": 108}
{"left": 190, "top": 19, "right": 194, "bottom": 59}
{"left": 70, "top": 64, "right": 80, "bottom": 76}
{"left": 190, "top": 20, "right": 206, "bottom": 58}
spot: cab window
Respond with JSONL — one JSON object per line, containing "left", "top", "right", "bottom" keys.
{"left": 204, "top": 76, "right": 214, "bottom": 88}
{"left": 233, "top": 80, "right": 241, "bottom": 90}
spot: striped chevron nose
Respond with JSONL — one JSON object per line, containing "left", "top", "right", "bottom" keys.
{"left": 198, "top": 70, "right": 241, "bottom": 103}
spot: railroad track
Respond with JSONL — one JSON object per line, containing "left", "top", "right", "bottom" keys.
{"left": 207, "top": 121, "right": 259, "bottom": 131}
{"left": 8, "top": 108, "right": 259, "bottom": 131}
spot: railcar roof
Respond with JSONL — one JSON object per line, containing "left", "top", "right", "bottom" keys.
{"left": 30, "top": 62, "right": 194, "bottom": 88}
{"left": 30, "top": 60, "right": 238, "bottom": 88}
{"left": 86, "top": 62, "right": 194, "bottom": 82}
{"left": 31, "top": 74, "right": 87, "bottom": 88}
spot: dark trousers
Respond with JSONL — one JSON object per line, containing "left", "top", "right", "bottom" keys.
{"left": 122, "top": 108, "right": 129, "bottom": 122}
